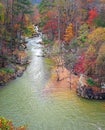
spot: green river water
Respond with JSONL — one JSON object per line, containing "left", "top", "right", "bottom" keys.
{"left": 0, "top": 37, "right": 105, "bottom": 130}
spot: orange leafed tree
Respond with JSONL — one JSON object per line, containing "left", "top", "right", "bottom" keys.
{"left": 63, "top": 23, "right": 74, "bottom": 42}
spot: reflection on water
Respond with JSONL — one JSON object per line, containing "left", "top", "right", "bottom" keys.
{"left": 0, "top": 37, "right": 105, "bottom": 130}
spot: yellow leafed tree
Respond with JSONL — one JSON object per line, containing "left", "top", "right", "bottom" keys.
{"left": 88, "top": 27, "right": 105, "bottom": 44}
{"left": 83, "top": 45, "right": 96, "bottom": 73}
{"left": 64, "top": 23, "right": 74, "bottom": 42}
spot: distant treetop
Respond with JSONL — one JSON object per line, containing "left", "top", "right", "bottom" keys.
{"left": 31, "top": 0, "right": 42, "bottom": 4}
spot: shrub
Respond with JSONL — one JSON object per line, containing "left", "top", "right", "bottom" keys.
{"left": 86, "top": 77, "right": 96, "bottom": 86}
{"left": 42, "top": 37, "right": 52, "bottom": 45}
{"left": 0, "top": 67, "right": 14, "bottom": 74}
{"left": 0, "top": 116, "right": 26, "bottom": 130}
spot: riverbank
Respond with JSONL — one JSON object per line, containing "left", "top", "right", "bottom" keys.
{"left": 0, "top": 49, "right": 29, "bottom": 87}
{"left": 43, "top": 56, "right": 105, "bottom": 100}
{"left": 44, "top": 63, "right": 79, "bottom": 94}
{"left": 76, "top": 81, "right": 105, "bottom": 100}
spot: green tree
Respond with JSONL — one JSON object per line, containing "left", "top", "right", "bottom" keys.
{"left": 93, "top": 9, "right": 105, "bottom": 27}
{"left": 0, "top": 0, "right": 33, "bottom": 67}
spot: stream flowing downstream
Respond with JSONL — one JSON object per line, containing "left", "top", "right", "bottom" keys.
{"left": 0, "top": 36, "right": 105, "bottom": 130}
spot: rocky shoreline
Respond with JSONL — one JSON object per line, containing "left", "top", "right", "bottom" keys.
{"left": 76, "top": 85, "right": 105, "bottom": 100}
{"left": 0, "top": 65, "right": 26, "bottom": 86}
{"left": 76, "top": 76, "right": 105, "bottom": 100}
{"left": 0, "top": 43, "right": 30, "bottom": 87}
{"left": 0, "top": 61, "right": 29, "bottom": 87}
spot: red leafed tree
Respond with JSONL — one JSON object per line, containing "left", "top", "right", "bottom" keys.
{"left": 43, "top": 17, "right": 65, "bottom": 40}
{"left": 74, "top": 47, "right": 96, "bottom": 75}
{"left": 45, "top": 10, "right": 58, "bottom": 18}
{"left": 87, "top": 8, "right": 97, "bottom": 23}
{"left": 74, "top": 54, "right": 85, "bottom": 74}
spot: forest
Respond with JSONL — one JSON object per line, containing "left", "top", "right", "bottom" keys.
{"left": 0, "top": 0, "right": 36, "bottom": 86}
{"left": 0, "top": 0, "right": 105, "bottom": 129}
{"left": 38, "top": 0, "right": 105, "bottom": 94}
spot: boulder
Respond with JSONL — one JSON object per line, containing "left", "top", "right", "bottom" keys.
{"left": 16, "top": 55, "right": 29, "bottom": 65}
{"left": 10, "top": 73, "right": 17, "bottom": 80}
{"left": 16, "top": 70, "right": 23, "bottom": 77}
{"left": 0, "top": 81, "right": 6, "bottom": 87}
{"left": 76, "top": 86, "right": 94, "bottom": 99}
{"left": 76, "top": 84, "right": 105, "bottom": 100}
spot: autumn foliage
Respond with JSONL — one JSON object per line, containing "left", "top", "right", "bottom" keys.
{"left": 0, "top": 117, "right": 26, "bottom": 130}
{"left": 43, "top": 18, "right": 58, "bottom": 34}
{"left": 43, "top": 17, "right": 65, "bottom": 40}
{"left": 74, "top": 55, "right": 85, "bottom": 74}
{"left": 87, "top": 8, "right": 97, "bottom": 23}
{"left": 63, "top": 23, "right": 74, "bottom": 42}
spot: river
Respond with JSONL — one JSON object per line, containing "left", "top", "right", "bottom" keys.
{"left": 0, "top": 36, "right": 105, "bottom": 130}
